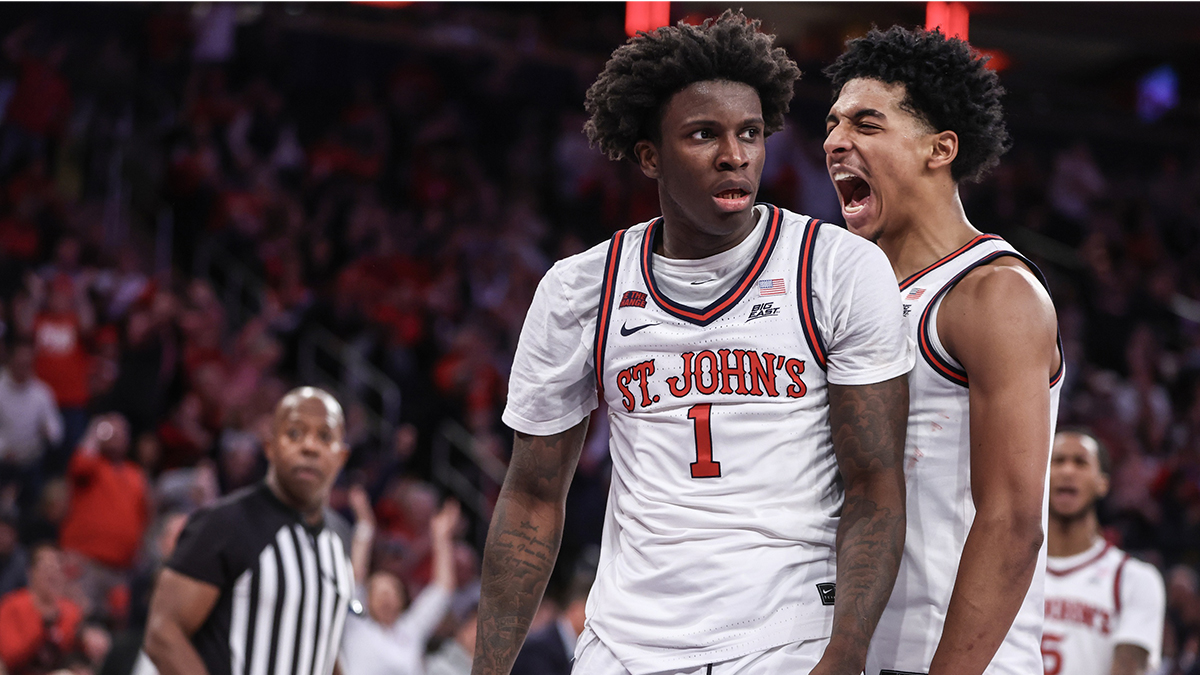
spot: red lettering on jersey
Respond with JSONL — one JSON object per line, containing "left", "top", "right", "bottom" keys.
{"left": 784, "top": 358, "right": 807, "bottom": 398}
{"left": 717, "top": 349, "right": 748, "bottom": 395}
{"left": 1044, "top": 598, "right": 1112, "bottom": 634}
{"left": 749, "top": 352, "right": 781, "bottom": 397}
{"left": 667, "top": 353, "right": 694, "bottom": 397}
{"left": 633, "top": 360, "right": 657, "bottom": 407}
{"left": 616, "top": 369, "right": 636, "bottom": 412}
{"left": 694, "top": 350, "right": 718, "bottom": 395}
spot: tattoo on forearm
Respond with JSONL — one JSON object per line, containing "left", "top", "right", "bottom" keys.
{"left": 827, "top": 376, "right": 908, "bottom": 656}
{"left": 472, "top": 421, "right": 588, "bottom": 675}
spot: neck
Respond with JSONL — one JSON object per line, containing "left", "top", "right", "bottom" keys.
{"left": 1048, "top": 509, "right": 1102, "bottom": 557}
{"left": 266, "top": 473, "right": 324, "bottom": 526}
{"left": 876, "top": 185, "right": 979, "bottom": 282}
{"left": 657, "top": 198, "right": 758, "bottom": 259}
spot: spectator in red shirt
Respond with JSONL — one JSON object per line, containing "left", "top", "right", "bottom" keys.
{"left": 24, "top": 275, "right": 93, "bottom": 466}
{"left": 0, "top": 543, "right": 82, "bottom": 675}
{"left": 58, "top": 414, "right": 149, "bottom": 622}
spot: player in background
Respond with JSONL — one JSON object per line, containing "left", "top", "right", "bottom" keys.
{"left": 474, "top": 11, "right": 913, "bottom": 675}
{"left": 1043, "top": 429, "right": 1165, "bottom": 675}
{"left": 824, "top": 26, "right": 1062, "bottom": 675}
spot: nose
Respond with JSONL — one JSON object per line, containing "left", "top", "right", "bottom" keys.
{"left": 823, "top": 123, "right": 849, "bottom": 158}
{"left": 715, "top": 132, "right": 749, "bottom": 171}
{"left": 301, "top": 433, "right": 322, "bottom": 456}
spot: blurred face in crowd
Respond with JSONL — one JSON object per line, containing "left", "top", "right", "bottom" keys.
{"left": 7, "top": 344, "right": 34, "bottom": 384}
{"left": 824, "top": 78, "right": 943, "bottom": 243}
{"left": 635, "top": 80, "right": 766, "bottom": 257}
{"left": 28, "top": 545, "right": 66, "bottom": 600}
{"left": 1049, "top": 432, "right": 1109, "bottom": 520}
{"left": 0, "top": 520, "right": 16, "bottom": 555}
{"left": 98, "top": 414, "right": 131, "bottom": 461}
{"left": 266, "top": 387, "right": 348, "bottom": 521}
{"left": 366, "top": 571, "right": 408, "bottom": 625}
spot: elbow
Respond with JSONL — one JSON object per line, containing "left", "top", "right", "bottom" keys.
{"left": 142, "top": 615, "right": 173, "bottom": 665}
{"left": 977, "top": 505, "right": 1044, "bottom": 567}
{"left": 999, "top": 504, "right": 1043, "bottom": 555}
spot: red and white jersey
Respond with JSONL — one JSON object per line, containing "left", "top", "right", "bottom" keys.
{"left": 504, "top": 204, "right": 912, "bottom": 674}
{"left": 866, "top": 234, "right": 1064, "bottom": 675}
{"left": 1043, "top": 539, "right": 1165, "bottom": 675}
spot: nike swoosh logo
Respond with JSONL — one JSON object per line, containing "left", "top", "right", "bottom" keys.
{"left": 690, "top": 279, "right": 716, "bottom": 285}
{"left": 620, "top": 322, "right": 659, "bottom": 336}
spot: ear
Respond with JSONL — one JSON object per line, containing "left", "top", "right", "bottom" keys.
{"left": 1096, "top": 472, "right": 1111, "bottom": 501}
{"left": 928, "top": 130, "right": 958, "bottom": 172}
{"left": 333, "top": 440, "right": 351, "bottom": 470}
{"left": 634, "top": 140, "right": 660, "bottom": 179}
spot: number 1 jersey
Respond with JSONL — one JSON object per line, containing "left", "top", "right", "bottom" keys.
{"left": 504, "top": 204, "right": 913, "bottom": 674}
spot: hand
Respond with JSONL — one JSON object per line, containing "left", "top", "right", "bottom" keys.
{"left": 430, "top": 499, "right": 461, "bottom": 543}
{"left": 348, "top": 485, "right": 374, "bottom": 525}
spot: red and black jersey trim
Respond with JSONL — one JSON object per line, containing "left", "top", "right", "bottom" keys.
{"left": 918, "top": 250, "right": 1066, "bottom": 388}
{"left": 1047, "top": 541, "right": 1113, "bottom": 577}
{"left": 639, "top": 205, "right": 783, "bottom": 326}
{"left": 1113, "top": 554, "right": 1130, "bottom": 614}
{"left": 796, "top": 218, "right": 828, "bottom": 370}
{"left": 593, "top": 229, "right": 627, "bottom": 399}
{"left": 899, "top": 233, "right": 1003, "bottom": 292}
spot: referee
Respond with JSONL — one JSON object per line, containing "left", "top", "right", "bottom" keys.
{"left": 144, "top": 387, "right": 355, "bottom": 675}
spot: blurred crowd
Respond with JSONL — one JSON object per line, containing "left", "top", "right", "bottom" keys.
{"left": 0, "top": 4, "right": 1198, "bottom": 675}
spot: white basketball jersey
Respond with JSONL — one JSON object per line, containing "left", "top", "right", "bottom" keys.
{"left": 866, "top": 235, "right": 1064, "bottom": 675}
{"left": 1043, "top": 540, "right": 1165, "bottom": 675}
{"left": 587, "top": 206, "right": 840, "bottom": 674}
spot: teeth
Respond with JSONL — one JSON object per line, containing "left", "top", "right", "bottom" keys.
{"left": 834, "top": 172, "right": 856, "bottom": 182}
{"left": 844, "top": 203, "right": 865, "bottom": 214}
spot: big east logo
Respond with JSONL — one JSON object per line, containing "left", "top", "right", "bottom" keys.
{"left": 612, "top": 349, "right": 808, "bottom": 412}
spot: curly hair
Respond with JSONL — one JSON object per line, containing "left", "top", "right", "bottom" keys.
{"left": 824, "top": 26, "right": 1011, "bottom": 183}
{"left": 584, "top": 10, "right": 801, "bottom": 162}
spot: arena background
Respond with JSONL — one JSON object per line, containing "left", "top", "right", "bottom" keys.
{"left": 1, "top": 2, "right": 1200, "bottom": 673}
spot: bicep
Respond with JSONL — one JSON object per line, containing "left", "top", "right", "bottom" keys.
{"left": 828, "top": 375, "right": 908, "bottom": 484}
{"left": 944, "top": 265, "right": 1058, "bottom": 512}
{"left": 148, "top": 568, "right": 221, "bottom": 636}
{"left": 506, "top": 417, "right": 590, "bottom": 505}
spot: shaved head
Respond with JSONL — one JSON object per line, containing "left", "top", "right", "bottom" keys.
{"left": 274, "top": 386, "right": 345, "bottom": 436}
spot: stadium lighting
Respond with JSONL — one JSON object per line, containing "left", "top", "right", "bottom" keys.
{"left": 926, "top": 1, "right": 969, "bottom": 41}
{"left": 626, "top": 1, "right": 671, "bottom": 37}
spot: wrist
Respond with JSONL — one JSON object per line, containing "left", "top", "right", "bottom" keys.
{"left": 353, "top": 522, "right": 375, "bottom": 542}
{"left": 818, "top": 638, "right": 865, "bottom": 673}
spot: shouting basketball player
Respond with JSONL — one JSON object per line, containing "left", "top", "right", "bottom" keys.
{"left": 473, "top": 11, "right": 914, "bottom": 675}
{"left": 824, "top": 26, "right": 1063, "bottom": 675}
{"left": 1043, "top": 429, "right": 1164, "bottom": 675}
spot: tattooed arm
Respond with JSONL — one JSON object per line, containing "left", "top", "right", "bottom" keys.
{"left": 472, "top": 417, "right": 589, "bottom": 675}
{"left": 812, "top": 374, "right": 908, "bottom": 675}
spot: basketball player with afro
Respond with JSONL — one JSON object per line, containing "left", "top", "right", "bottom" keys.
{"left": 824, "top": 26, "right": 1063, "bottom": 675}
{"left": 474, "top": 11, "right": 914, "bottom": 675}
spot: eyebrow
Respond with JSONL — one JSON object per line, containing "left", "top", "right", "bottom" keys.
{"left": 826, "top": 108, "right": 887, "bottom": 125}
{"left": 682, "top": 116, "right": 766, "bottom": 128}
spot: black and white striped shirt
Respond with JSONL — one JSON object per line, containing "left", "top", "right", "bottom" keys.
{"left": 166, "top": 483, "right": 354, "bottom": 675}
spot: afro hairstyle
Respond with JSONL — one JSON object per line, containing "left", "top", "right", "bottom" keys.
{"left": 584, "top": 10, "right": 801, "bottom": 162}
{"left": 824, "top": 25, "right": 1011, "bottom": 184}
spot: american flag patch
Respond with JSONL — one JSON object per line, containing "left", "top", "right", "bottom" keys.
{"left": 758, "top": 279, "right": 786, "bottom": 296}
{"left": 905, "top": 287, "right": 926, "bottom": 301}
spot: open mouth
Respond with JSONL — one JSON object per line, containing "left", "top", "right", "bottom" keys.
{"left": 833, "top": 171, "right": 872, "bottom": 214}
{"left": 713, "top": 187, "right": 753, "bottom": 212}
